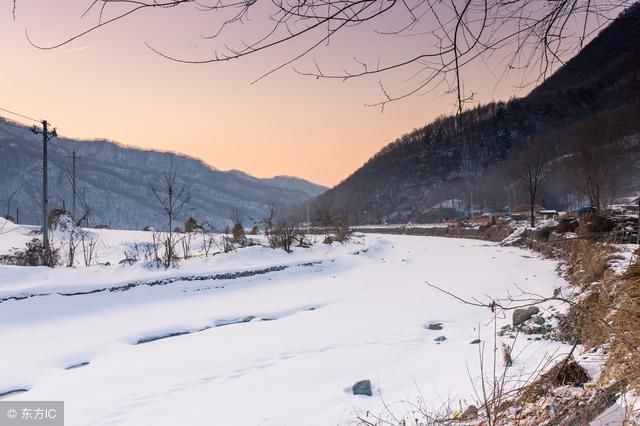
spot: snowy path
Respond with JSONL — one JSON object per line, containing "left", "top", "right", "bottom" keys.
{"left": 0, "top": 234, "right": 570, "bottom": 425}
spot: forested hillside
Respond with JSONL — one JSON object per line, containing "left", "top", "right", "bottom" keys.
{"left": 316, "top": 3, "right": 640, "bottom": 223}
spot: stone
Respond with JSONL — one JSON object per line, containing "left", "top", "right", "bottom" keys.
{"left": 424, "top": 322, "right": 443, "bottom": 330}
{"left": 531, "top": 315, "right": 545, "bottom": 325}
{"left": 352, "top": 380, "right": 373, "bottom": 397}
{"left": 470, "top": 339, "right": 481, "bottom": 344}
{"left": 434, "top": 336, "right": 447, "bottom": 342}
{"left": 513, "top": 307, "right": 540, "bottom": 326}
{"left": 531, "top": 325, "right": 545, "bottom": 334}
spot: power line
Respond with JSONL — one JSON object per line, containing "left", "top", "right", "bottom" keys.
{"left": 0, "top": 106, "right": 41, "bottom": 124}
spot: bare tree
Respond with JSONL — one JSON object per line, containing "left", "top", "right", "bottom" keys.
{"left": 264, "top": 197, "right": 280, "bottom": 235}
{"left": 510, "top": 139, "right": 549, "bottom": 227}
{"left": 569, "top": 115, "right": 625, "bottom": 211}
{"left": 20, "top": 0, "right": 634, "bottom": 115}
{"left": 80, "top": 232, "right": 99, "bottom": 266}
{"left": 149, "top": 163, "right": 191, "bottom": 268}
{"left": 199, "top": 221, "right": 217, "bottom": 257}
{"left": 74, "top": 187, "right": 93, "bottom": 227}
{"left": 313, "top": 198, "right": 340, "bottom": 229}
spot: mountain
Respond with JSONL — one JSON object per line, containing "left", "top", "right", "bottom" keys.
{"left": 315, "top": 3, "right": 640, "bottom": 223}
{"left": 227, "top": 170, "right": 326, "bottom": 199}
{"left": 0, "top": 121, "right": 326, "bottom": 230}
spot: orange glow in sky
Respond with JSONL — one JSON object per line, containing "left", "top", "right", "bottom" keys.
{"left": 1, "top": 0, "right": 539, "bottom": 187}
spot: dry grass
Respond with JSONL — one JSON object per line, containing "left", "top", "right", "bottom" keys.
{"left": 599, "top": 260, "right": 640, "bottom": 389}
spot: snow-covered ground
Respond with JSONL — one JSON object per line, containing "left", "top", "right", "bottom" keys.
{"left": 0, "top": 223, "right": 572, "bottom": 425}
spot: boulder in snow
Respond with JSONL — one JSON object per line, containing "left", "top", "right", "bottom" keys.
{"left": 352, "top": 380, "right": 372, "bottom": 397}
{"left": 424, "top": 322, "right": 443, "bottom": 330}
{"left": 513, "top": 307, "right": 540, "bottom": 327}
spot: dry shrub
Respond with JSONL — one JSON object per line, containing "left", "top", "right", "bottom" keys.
{"left": 0, "top": 238, "right": 60, "bottom": 267}
{"left": 518, "top": 358, "right": 590, "bottom": 404}
{"left": 558, "top": 289, "right": 611, "bottom": 349}
{"left": 232, "top": 223, "right": 245, "bottom": 243}
{"left": 48, "top": 207, "right": 74, "bottom": 228}
{"left": 562, "top": 239, "right": 618, "bottom": 285}
{"left": 577, "top": 215, "right": 616, "bottom": 236}
{"left": 184, "top": 217, "right": 200, "bottom": 233}
{"left": 553, "top": 359, "right": 591, "bottom": 386}
{"left": 600, "top": 262, "right": 640, "bottom": 389}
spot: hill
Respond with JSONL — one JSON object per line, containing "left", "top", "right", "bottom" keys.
{"left": 315, "top": 3, "right": 640, "bottom": 223}
{"left": 0, "top": 121, "right": 326, "bottom": 229}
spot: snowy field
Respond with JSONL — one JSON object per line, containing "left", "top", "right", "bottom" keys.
{"left": 0, "top": 223, "right": 573, "bottom": 425}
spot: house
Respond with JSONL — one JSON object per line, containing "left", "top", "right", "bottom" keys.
{"left": 538, "top": 209, "right": 559, "bottom": 219}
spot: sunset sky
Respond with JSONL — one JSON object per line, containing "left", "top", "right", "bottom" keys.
{"left": 0, "top": 0, "right": 593, "bottom": 186}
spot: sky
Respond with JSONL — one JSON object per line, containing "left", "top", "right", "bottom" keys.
{"left": 0, "top": 0, "right": 600, "bottom": 187}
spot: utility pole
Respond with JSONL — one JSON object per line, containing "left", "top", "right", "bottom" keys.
{"left": 32, "top": 120, "right": 57, "bottom": 263}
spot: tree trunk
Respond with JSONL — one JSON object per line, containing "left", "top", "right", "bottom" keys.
{"left": 530, "top": 199, "right": 535, "bottom": 227}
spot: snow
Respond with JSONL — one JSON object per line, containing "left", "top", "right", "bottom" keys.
{"left": 0, "top": 226, "right": 573, "bottom": 425}
{"left": 352, "top": 223, "right": 449, "bottom": 229}
{"left": 591, "top": 392, "right": 640, "bottom": 425}
{"left": 608, "top": 244, "right": 638, "bottom": 275}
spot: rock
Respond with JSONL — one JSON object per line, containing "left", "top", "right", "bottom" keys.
{"left": 434, "top": 336, "right": 447, "bottom": 342}
{"left": 531, "top": 325, "right": 545, "bottom": 334}
{"left": 513, "top": 307, "right": 540, "bottom": 326}
{"left": 352, "top": 380, "right": 372, "bottom": 397}
{"left": 424, "top": 322, "right": 443, "bottom": 330}
{"left": 531, "top": 315, "right": 545, "bottom": 325}
{"left": 461, "top": 405, "right": 478, "bottom": 420}
{"left": 470, "top": 339, "right": 481, "bottom": 344}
